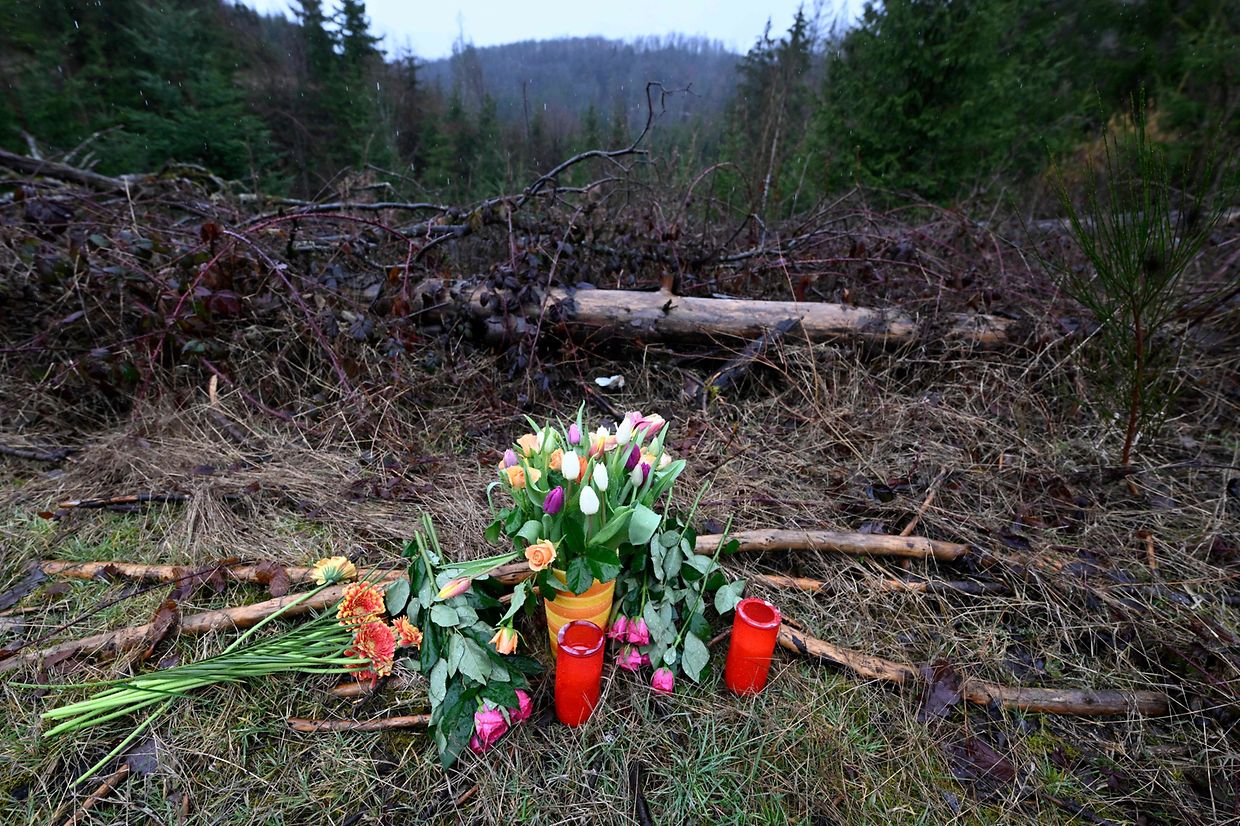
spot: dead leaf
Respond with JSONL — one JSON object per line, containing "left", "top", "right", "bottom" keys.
{"left": 919, "top": 660, "right": 963, "bottom": 720}
{"left": 254, "top": 561, "right": 290, "bottom": 598}
{"left": 943, "top": 735, "right": 1017, "bottom": 790}
{"left": 124, "top": 736, "right": 162, "bottom": 775}
{"left": 0, "top": 565, "right": 46, "bottom": 612}
{"left": 137, "top": 600, "right": 180, "bottom": 664}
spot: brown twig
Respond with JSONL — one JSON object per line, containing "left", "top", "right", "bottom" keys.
{"left": 54, "top": 763, "right": 131, "bottom": 826}
{"left": 778, "top": 625, "right": 1168, "bottom": 716}
{"left": 287, "top": 714, "right": 429, "bottom": 733}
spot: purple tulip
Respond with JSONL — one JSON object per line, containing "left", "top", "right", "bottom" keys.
{"left": 502, "top": 449, "right": 519, "bottom": 468}
{"left": 544, "top": 486, "right": 565, "bottom": 515}
{"left": 625, "top": 443, "right": 641, "bottom": 472}
{"left": 567, "top": 423, "right": 582, "bottom": 445}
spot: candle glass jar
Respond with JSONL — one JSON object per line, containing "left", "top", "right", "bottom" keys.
{"left": 555, "top": 620, "right": 605, "bottom": 726}
{"left": 724, "top": 597, "right": 781, "bottom": 695}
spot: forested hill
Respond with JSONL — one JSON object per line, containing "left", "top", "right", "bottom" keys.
{"left": 418, "top": 36, "right": 739, "bottom": 128}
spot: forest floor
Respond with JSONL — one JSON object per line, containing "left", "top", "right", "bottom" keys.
{"left": 0, "top": 171, "right": 1238, "bottom": 824}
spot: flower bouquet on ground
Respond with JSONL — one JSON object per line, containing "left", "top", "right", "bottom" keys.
{"left": 30, "top": 516, "right": 544, "bottom": 778}
{"left": 487, "top": 407, "right": 744, "bottom": 691}
{"left": 395, "top": 515, "right": 541, "bottom": 765}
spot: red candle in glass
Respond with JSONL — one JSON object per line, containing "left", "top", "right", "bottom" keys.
{"left": 724, "top": 597, "right": 782, "bottom": 695}
{"left": 555, "top": 620, "right": 605, "bottom": 726}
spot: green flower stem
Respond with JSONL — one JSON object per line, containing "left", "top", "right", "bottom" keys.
{"left": 70, "top": 698, "right": 175, "bottom": 787}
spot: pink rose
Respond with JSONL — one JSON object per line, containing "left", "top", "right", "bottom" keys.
{"left": 615, "top": 645, "right": 649, "bottom": 672}
{"left": 651, "top": 667, "right": 675, "bottom": 694}
{"left": 469, "top": 703, "right": 510, "bottom": 753}
{"left": 510, "top": 689, "right": 533, "bottom": 724}
{"left": 607, "top": 615, "right": 630, "bottom": 641}
{"left": 626, "top": 618, "right": 651, "bottom": 646}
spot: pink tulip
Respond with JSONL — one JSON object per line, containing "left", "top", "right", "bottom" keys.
{"left": 626, "top": 618, "right": 651, "bottom": 646}
{"left": 651, "top": 667, "right": 675, "bottom": 694}
{"left": 469, "top": 703, "right": 510, "bottom": 753}
{"left": 510, "top": 689, "right": 533, "bottom": 724}
{"left": 607, "top": 614, "right": 630, "bottom": 641}
{"left": 502, "top": 449, "right": 519, "bottom": 468}
{"left": 568, "top": 423, "right": 581, "bottom": 445}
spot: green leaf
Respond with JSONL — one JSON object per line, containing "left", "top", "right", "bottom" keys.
{"left": 565, "top": 555, "right": 594, "bottom": 594}
{"left": 642, "top": 600, "right": 666, "bottom": 641}
{"left": 457, "top": 638, "right": 490, "bottom": 684}
{"left": 628, "top": 503, "right": 662, "bottom": 546}
{"left": 384, "top": 579, "right": 411, "bottom": 616}
{"left": 714, "top": 579, "right": 746, "bottom": 615}
{"left": 484, "top": 518, "right": 503, "bottom": 544}
{"left": 590, "top": 506, "right": 632, "bottom": 548}
{"left": 583, "top": 544, "right": 620, "bottom": 583}
{"left": 662, "top": 543, "right": 683, "bottom": 581}
{"left": 420, "top": 620, "right": 440, "bottom": 673}
{"left": 663, "top": 647, "right": 678, "bottom": 666}
{"left": 500, "top": 581, "right": 529, "bottom": 624}
{"left": 687, "top": 608, "right": 712, "bottom": 640}
{"left": 481, "top": 680, "right": 519, "bottom": 709}
{"left": 682, "top": 633, "right": 710, "bottom": 683}
{"left": 431, "top": 604, "right": 460, "bottom": 627}
{"left": 429, "top": 659, "right": 448, "bottom": 706}
{"left": 446, "top": 634, "right": 465, "bottom": 677}
{"left": 516, "top": 519, "right": 543, "bottom": 546}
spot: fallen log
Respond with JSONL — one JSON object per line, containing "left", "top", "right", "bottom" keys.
{"left": 37, "top": 559, "right": 404, "bottom": 587}
{"left": 0, "top": 585, "right": 349, "bottom": 672}
{"left": 287, "top": 714, "right": 430, "bottom": 733}
{"left": 778, "top": 625, "right": 1169, "bottom": 716}
{"left": 420, "top": 280, "right": 1023, "bottom": 347}
{"left": 701, "top": 529, "right": 968, "bottom": 561}
{"left": 752, "top": 572, "right": 1008, "bottom": 597}
{"left": 0, "top": 147, "right": 133, "bottom": 192}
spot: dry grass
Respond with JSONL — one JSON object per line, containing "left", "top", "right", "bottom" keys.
{"left": 1, "top": 312, "right": 1238, "bottom": 824}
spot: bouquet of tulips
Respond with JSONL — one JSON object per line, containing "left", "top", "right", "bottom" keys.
{"left": 486, "top": 407, "right": 683, "bottom": 597}
{"left": 488, "top": 407, "right": 744, "bottom": 694}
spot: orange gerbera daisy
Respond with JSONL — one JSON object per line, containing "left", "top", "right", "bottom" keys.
{"left": 392, "top": 616, "right": 423, "bottom": 648}
{"left": 349, "top": 620, "right": 397, "bottom": 683}
{"left": 336, "top": 582, "right": 385, "bottom": 626}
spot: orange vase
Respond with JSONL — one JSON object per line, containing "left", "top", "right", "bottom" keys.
{"left": 544, "top": 568, "right": 615, "bottom": 655}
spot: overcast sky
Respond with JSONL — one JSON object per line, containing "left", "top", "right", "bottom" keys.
{"left": 241, "top": 1, "right": 864, "bottom": 60}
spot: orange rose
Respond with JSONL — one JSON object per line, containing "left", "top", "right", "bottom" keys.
{"left": 548, "top": 449, "right": 563, "bottom": 472}
{"left": 504, "top": 465, "right": 540, "bottom": 489}
{"left": 524, "top": 539, "right": 557, "bottom": 572}
{"left": 489, "top": 625, "right": 518, "bottom": 655}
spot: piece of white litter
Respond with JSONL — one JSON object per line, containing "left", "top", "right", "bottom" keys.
{"left": 594, "top": 375, "right": 625, "bottom": 388}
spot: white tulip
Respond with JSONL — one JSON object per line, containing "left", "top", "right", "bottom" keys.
{"left": 561, "top": 450, "right": 580, "bottom": 481}
{"left": 658, "top": 453, "right": 672, "bottom": 470}
{"left": 615, "top": 417, "right": 633, "bottom": 445}
{"left": 629, "top": 464, "right": 644, "bottom": 488}
{"left": 579, "top": 485, "right": 600, "bottom": 515}
{"left": 592, "top": 463, "right": 609, "bottom": 491}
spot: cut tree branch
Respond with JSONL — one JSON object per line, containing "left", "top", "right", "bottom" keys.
{"left": 287, "top": 714, "right": 429, "bottom": 733}
{"left": 778, "top": 625, "right": 1168, "bottom": 716}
